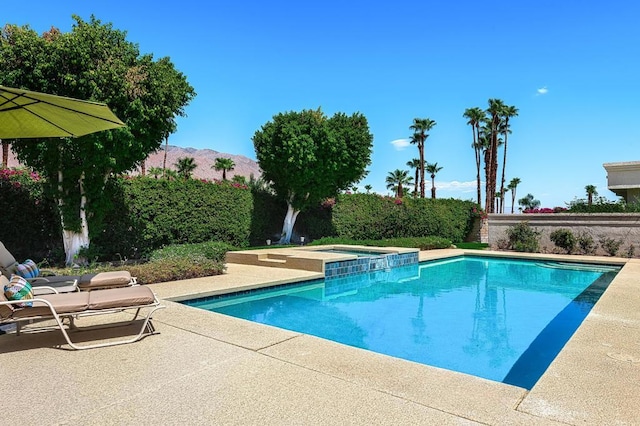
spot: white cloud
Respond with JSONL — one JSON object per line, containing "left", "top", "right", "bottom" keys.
{"left": 390, "top": 138, "right": 411, "bottom": 151}
{"left": 435, "top": 180, "right": 477, "bottom": 192}
{"left": 536, "top": 87, "right": 548, "bottom": 95}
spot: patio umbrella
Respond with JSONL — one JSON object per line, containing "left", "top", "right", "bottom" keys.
{"left": 0, "top": 85, "right": 125, "bottom": 139}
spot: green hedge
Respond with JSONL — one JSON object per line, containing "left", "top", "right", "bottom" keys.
{"left": 91, "top": 178, "right": 252, "bottom": 259}
{"left": 0, "top": 169, "right": 63, "bottom": 262}
{"left": 330, "top": 194, "right": 478, "bottom": 242}
{"left": 0, "top": 170, "right": 481, "bottom": 262}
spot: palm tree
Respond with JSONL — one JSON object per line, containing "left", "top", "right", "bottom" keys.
{"left": 508, "top": 177, "right": 521, "bottom": 213}
{"left": 518, "top": 193, "right": 541, "bottom": 211}
{"left": 406, "top": 158, "right": 421, "bottom": 197}
{"left": 148, "top": 167, "right": 164, "bottom": 179}
{"left": 486, "top": 99, "right": 506, "bottom": 213}
{"left": 385, "top": 169, "right": 413, "bottom": 198}
{"left": 499, "top": 105, "right": 518, "bottom": 213}
{"left": 425, "top": 162, "right": 442, "bottom": 199}
{"left": 409, "top": 118, "right": 437, "bottom": 198}
{"left": 463, "top": 107, "right": 485, "bottom": 205}
{"left": 213, "top": 157, "right": 235, "bottom": 180}
{"left": 364, "top": 184, "right": 372, "bottom": 194}
{"left": 585, "top": 185, "right": 598, "bottom": 205}
{"left": 175, "top": 156, "right": 197, "bottom": 180}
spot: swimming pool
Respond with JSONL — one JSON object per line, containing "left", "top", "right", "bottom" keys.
{"left": 183, "top": 255, "right": 620, "bottom": 389}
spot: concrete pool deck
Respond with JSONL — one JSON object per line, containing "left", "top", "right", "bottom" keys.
{"left": 0, "top": 249, "right": 638, "bottom": 425}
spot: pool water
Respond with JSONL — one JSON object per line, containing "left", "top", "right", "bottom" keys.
{"left": 183, "top": 256, "right": 619, "bottom": 389}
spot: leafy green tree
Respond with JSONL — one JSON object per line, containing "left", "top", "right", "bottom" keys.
{"left": 385, "top": 169, "right": 413, "bottom": 198}
{"left": 0, "top": 16, "right": 195, "bottom": 263}
{"left": 507, "top": 177, "right": 521, "bottom": 213}
{"left": 175, "top": 157, "right": 197, "bottom": 180}
{"left": 410, "top": 118, "right": 436, "bottom": 198}
{"left": 364, "top": 184, "right": 372, "bottom": 194}
{"left": 425, "top": 162, "right": 442, "bottom": 199}
{"left": 585, "top": 184, "right": 598, "bottom": 205}
{"left": 463, "top": 107, "right": 485, "bottom": 205}
{"left": 253, "top": 108, "right": 373, "bottom": 244}
{"left": 213, "top": 157, "right": 235, "bottom": 180}
{"left": 406, "top": 158, "right": 421, "bottom": 197}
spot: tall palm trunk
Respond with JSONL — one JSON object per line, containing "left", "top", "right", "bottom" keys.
{"left": 419, "top": 142, "right": 425, "bottom": 198}
{"left": 431, "top": 174, "right": 436, "bottom": 199}
{"left": 499, "top": 118, "right": 510, "bottom": 214}
{"left": 511, "top": 188, "right": 517, "bottom": 214}
{"left": 414, "top": 167, "right": 419, "bottom": 196}
{"left": 162, "top": 134, "right": 169, "bottom": 178}
{"left": 473, "top": 125, "right": 481, "bottom": 205}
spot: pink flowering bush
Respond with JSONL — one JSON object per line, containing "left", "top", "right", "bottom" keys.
{"left": 523, "top": 207, "right": 567, "bottom": 214}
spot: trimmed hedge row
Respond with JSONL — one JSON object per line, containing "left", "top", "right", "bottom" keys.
{"left": 330, "top": 194, "right": 478, "bottom": 242}
{"left": 0, "top": 172, "right": 481, "bottom": 263}
{"left": 91, "top": 178, "right": 252, "bottom": 259}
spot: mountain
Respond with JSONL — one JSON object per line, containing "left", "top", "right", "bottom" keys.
{"left": 136, "top": 145, "right": 261, "bottom": 181}
{"left": 4, "top": 145, "right": 262, "bottom": 181}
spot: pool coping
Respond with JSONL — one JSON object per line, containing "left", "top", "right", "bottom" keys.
{"left": 1, "top": 248, "right": 637, "bottom": 424}
{"left": 158, "top": 248, "right": 638, "bottom": 424}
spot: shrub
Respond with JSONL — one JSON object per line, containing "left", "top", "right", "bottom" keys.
{"left": 331, "top": 194, "right": 477, "bottom": 242}
{"left": 47, "top": 241, "right": 230, "bottom": 284}
{"left": 549, "top": 228, "right": 576, "bottom": 254}
{"left": 91, "top": 177, "right": 252, "bottom": 259}
{"left": 0, "top": 168, "right": 63, "bottom": 262}
{"left": 625, "top": 244, "right": 636, "bottom": 258}
{"left": 576, "top": 232, "right": 597, "bottom": 255}
{"left": 309, "top": 236, "right": 452, "bottom": 250}
{"left": 599, "top": 236, "right": 623, "bottom": 257}
{"left": 505, "top": 222, "right": 540, "bottom": 252}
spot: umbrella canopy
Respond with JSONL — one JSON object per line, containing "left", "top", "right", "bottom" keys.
{"left": 0, "top": 85, "right": 125, "bottom": 139}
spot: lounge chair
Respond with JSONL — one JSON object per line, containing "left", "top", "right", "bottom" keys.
{"left": 0, "top": 275, "right": 164, "bottom": 350}
{"left": 0, "top": 241, "right": 136, "bottom": 292}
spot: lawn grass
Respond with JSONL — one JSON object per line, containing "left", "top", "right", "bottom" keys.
{"left": 454, "top": 242, "right": 489, "bottom": 250}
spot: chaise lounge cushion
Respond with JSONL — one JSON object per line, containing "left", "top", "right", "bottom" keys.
{"left": 78, "top": 271, "right": 133, "bottom": 290}
{"left": 11, "top": 292, "right": 90, "bottom": 319}
{"left": 88, "top": 286, "right": 155, "bottom": 310}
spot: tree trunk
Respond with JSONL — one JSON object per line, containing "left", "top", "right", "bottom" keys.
{"left": 58, "top": 170, "right": 90, "bottom": 265}
{"left": 511, "top": 189, "right": 517, "bottom": 214}
{"left": 141, "top": 160, "right": 146, "bottom": 176}
{"left": 431, "top": 175, "right": 436, "bottom": 199}
{"left": 419, "top": 143, "right": 426, "bottom": 198}
{"left": 414, "top": 168, "right": 419, "bottom": 197}
{"left": 279, "top": 203, "right": 300, "bottom": 244}
{"left": 2, "top": 139, "right": 9, "bottom": 168}
{"left": 473, "top": 126, "right": 481, "bottom": 205}
{"left": 162, "top": 134, "right": 169, "bottom": 178}
{"left": 499, "top": 119, "right": 509, "bottom": 216}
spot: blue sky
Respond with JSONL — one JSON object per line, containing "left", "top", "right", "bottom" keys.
{"left": 4, "top": 0, "right": 640, "bottom": 209}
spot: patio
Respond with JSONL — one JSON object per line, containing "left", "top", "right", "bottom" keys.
{"left": 0, "top": 249, "right": 638, "bottom": 425}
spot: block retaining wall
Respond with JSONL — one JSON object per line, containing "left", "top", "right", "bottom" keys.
{"left": 487, "top": 213, "right": 640, "bottom": 256}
